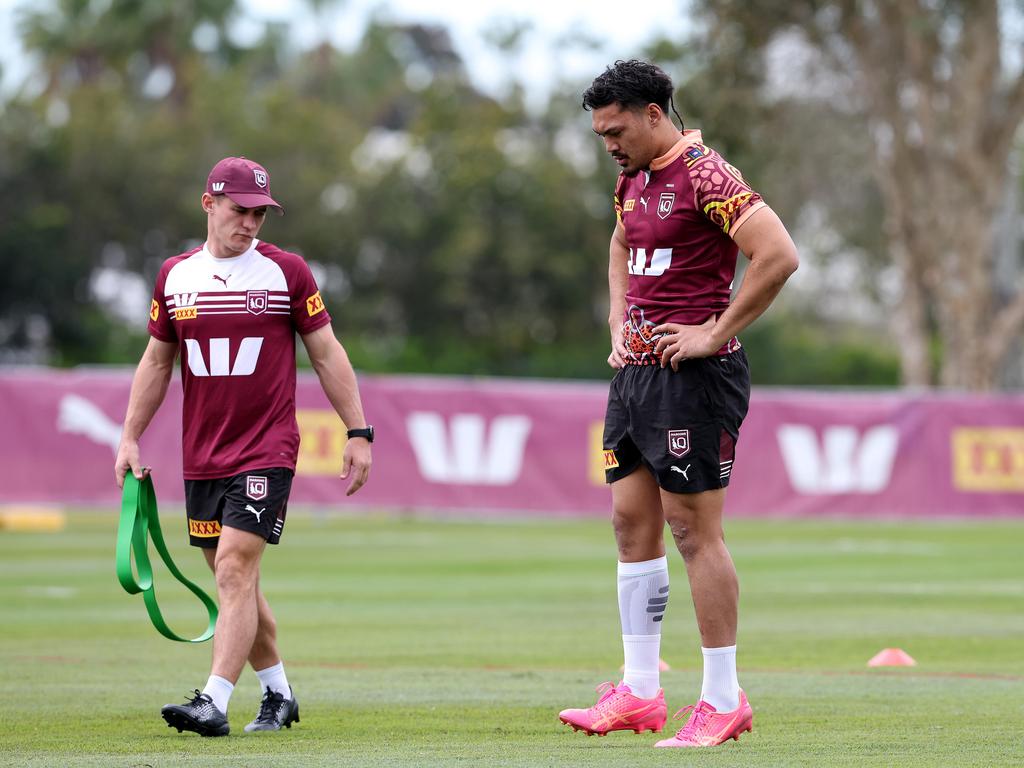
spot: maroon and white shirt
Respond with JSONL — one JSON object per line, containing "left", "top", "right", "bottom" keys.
{"left": 148, "top": 239, "right": 331, "bottom": 479}
{"left": 614, "top": 129, "right": 766, "bottom": 364}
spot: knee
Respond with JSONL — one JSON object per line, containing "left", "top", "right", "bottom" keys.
{"left": 612, "top": 509, "right": 662, "bottom": 560}
{"left": 666, "top": 515, "right": 714, "bottom": 562}
{"left": 214, "top": 552, "right": 256, "bottom": 594}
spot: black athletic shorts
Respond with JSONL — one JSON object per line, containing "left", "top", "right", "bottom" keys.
{"left": 184, "top": 468, "right": 294, "bottom": 548}
{"left": 603, "top": 349, "right": 750, "bottom": 494}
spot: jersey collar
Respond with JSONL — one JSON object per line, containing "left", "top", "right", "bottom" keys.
{"left": 200, "top": 238, "right": 260, "bottom": 262}
{"left": 649, "top": 129, "right": 704, "bottom": 172}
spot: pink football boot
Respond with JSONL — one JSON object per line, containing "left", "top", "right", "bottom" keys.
{"left": 654, "top": 689, "right": 753, "bottom": 747}
{"left": 559, "top": 682, "right": 667, "bottom": 736}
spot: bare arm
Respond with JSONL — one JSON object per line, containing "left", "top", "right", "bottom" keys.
{"left": 608, "top": 222, "right": 630, "bottom": 368}
{"left": 654, "top": 206, "right": 799, "bottom": 369}
{"left": 114, "top": 337, "right": 177, "bottom": 487}
{"left": 300, "top": 323, "right": 372, "bottom": 496}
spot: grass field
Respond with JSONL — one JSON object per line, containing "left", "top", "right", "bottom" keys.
{"left": 1, "top": 510, "right": 1022, "bottom": 767}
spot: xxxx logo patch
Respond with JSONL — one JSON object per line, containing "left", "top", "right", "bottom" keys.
{"left": 188, "top": 519, "right": 221, "bottom": 537}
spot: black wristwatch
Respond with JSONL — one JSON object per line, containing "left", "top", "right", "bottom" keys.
{"left": 346, "top": 425, "right": 374, "bottom": 443}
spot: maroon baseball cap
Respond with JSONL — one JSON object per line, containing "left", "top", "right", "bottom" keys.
{"left": 205, "top": 156, "right": 283, "bottom": 211}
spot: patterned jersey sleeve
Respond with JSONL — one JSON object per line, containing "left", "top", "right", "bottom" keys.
{"left": 285, "top": 255, "right": 333, "bottom": 335}
{"left": 613, "top": 173, "right": 628, "bottom": 225}
{"left": 690, "top": 147, "right": 766, "bottom": 237}
{"left": 147, "top": 261, "right": 177, "bottom": 342}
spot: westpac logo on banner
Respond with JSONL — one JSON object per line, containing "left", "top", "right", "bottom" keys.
{"left": 777, "top": 424, "right": 899, "bottom": 494}
{"left": 407, "top": 412, "right": 532, "bottom": 485}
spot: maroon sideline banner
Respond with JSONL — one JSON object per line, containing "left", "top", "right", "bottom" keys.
{"left": 0, "top": 369, "right": 1022, "bottom": 517}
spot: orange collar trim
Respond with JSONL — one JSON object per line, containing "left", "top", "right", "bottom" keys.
{"left": 650, "top": 129, "right": 704, "bottom": 171}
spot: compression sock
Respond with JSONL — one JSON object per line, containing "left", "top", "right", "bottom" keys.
{"left": 618, "top": 556, "right": 669, "bottom": 699}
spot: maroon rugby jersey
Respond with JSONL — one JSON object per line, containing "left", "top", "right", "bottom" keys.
{"left": 614, "top": 129, "right": 766, "bottom": 364}
{"left": 148, "top": 239, "right": 331, "bottom": 479}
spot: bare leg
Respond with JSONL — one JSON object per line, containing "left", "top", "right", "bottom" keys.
{"left": 203, "top": 541, "right": 281, "bottom": 674}
{"left": 201, "top": 526, "right": 265, "bottom": 683}
{"left": 611, "top": 466, "right": 666, "bottom": 561}
{"left": 660, "top": 488, "right": 737, "bottom": 648}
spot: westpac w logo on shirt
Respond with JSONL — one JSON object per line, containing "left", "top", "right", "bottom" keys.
{"left": 184, "top": 337, "right": 264, "bottom": 377}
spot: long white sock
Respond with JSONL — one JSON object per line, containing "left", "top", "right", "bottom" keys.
{"left": 202, "top": 674, "right": 234, "bottom": 714}
{"left": 618, "top": 556, "right": 669, "bottom": 699}
{"left": 255, "top": 661, "right": 292, "bottom": 700}
{"left": 700, "top": 645, "right": 739, "bottom": 712}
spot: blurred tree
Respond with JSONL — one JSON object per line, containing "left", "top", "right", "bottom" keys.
{"left": 693, "top": 0, "right": 1024, "bottom": 390}
{"left": 0, "top": 1, "right": 903, "bottom": 384}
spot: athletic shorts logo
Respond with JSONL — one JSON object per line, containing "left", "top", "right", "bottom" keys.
{"left": 603, "top": 449, "right": 619, "bottom": 469}
{"left": 188, "top": 519, "right": 222, "bottom": 537}
{"left": 246, "top": 475, "right": 268, "bottom": 501}
{"left": 658, "top": 192, "right": 675, "bottom": 220}
{"left": 253, "top": 169, "right": 268, "bottom": 188}
{"left": 668, "top": 429, "right": 690, "bottom": 458}
{"left": 246, "top": 290, "right": 268, "bottom": 315}
{"left": 306, "top": 291, "right": 325, "bottom": 317}
{"left": 150, "top": 299, "right": 159, "bottom": 321}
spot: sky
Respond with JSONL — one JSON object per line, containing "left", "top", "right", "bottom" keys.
{"left": 0, "top": 0, "right": 692, "bottom": 104}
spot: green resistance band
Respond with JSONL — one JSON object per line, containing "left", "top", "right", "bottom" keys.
{"left": 116, "top": 473, "right": 218, "bottom": 642}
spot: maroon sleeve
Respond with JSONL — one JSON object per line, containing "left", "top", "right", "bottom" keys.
{"left": 614, "top": 173, "right": 627, "bottom": 225}
{"left": 691, "top": 149, "right": 766, "bottom": 236}
{"left": 147, "top": 261, "right": 177, "bottom": 342}
{"left": 285, "top": 255, "right": 332, "bottom": 335}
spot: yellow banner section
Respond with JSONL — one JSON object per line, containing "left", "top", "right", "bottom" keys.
{"left": 952, "top": 428, "right": 1024, "bottom": 492}
{"left": 295, "top": 409, "right": 347, "bottom": 476}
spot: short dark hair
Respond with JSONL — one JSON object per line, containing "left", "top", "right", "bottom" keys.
{"left": 582, "top": 59, "right": 675, "bottom": 114}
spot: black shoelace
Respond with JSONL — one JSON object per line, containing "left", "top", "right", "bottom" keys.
{"left": 255, "top": 690, "right": 286, "bottom": 723}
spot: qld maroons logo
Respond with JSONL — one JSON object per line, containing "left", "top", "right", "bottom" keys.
{"left": 246, "top": 475, "right": 268, "bottom": 500}
{"left": 246, "top": 290, "right": 268, "bottom": 315}
{"left": 253, "top": 169, "right": 268, "bottom": 188}
{"left": 668, "top": 429, "right": 690, "bottom": 458}
{"left": 658, "top": 192, "right": 676, "bottom": 220}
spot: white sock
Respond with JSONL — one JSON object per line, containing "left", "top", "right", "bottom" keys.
{"left": 202, "top": 674, "right": 234, "bottom": 714}
{"left": 622, "top": 635, "right": 662, "bottom": 698}
{"left": 255, "top": 661, "right": 291, "bottom": 700}
{"left": 700, "top": 645, "right": 739, "bottom": 712}
{"left": 618, "top": 556, "right": 669, "bottom": 699}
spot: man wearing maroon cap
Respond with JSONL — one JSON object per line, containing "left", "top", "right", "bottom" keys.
{"left": 115, "top": 156, "right": 374, "bottom": 736}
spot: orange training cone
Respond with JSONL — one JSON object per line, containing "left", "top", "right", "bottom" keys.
{"left": 867, "top": 648, "right": 916, "bottom": 667}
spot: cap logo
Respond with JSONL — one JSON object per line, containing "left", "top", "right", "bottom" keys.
{"left": 211, "top": 181, "right": 225, "bottom": 192}
{"left": 253, "top": 169, "right": 268, "bottom": 188}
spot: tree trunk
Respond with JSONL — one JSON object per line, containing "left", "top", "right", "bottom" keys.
{"left": 845, "top": 0, "right": 1024, "bottom": 390}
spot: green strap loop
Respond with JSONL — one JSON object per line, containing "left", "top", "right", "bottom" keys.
{"left": 116, "top": 474, "right": 218, "bottom": 642}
